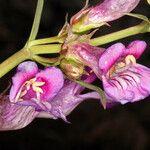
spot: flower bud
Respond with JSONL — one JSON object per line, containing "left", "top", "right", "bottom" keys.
{"left": 71, "top": 0, "right": 140, "bottom": 33}
{"left": 60, "top": 58, "right": 84, "bottom": 80}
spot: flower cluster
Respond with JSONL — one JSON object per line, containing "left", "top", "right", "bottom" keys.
{"left": 0, "top": 0, "right": 150, "bottom": 130}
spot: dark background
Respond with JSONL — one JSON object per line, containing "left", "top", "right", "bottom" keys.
{"left": 0, "top": 0, "right": 150, "bottom": 150}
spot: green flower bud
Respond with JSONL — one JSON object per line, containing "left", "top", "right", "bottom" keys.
{"left": 60, "top": 58, "right": 84, "bottom": 80}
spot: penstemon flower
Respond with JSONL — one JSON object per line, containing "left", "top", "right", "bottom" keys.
{"left": 0, "top": 61, "right": 99, "bottom": 130}
{"left": 0, "top": 83, "right": 99, "bottom": 130}
{"left": 99, "top": 40, "right": 150, "bottom": 104}
{"left": 9, "top": 61, "right": 64, "bottom": 110}
{"left": 71, "top": 0, "right": 140, "bottom": 33}
{"left": 62, "top": 39, "right": 150, "bottom": 105}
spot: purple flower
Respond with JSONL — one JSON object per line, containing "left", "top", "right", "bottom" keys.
{"left": 9, "top": 61, "right": 64, "bottom": 108}
{"left": 0, "top": 62, "right": 100, "bottom": 130}
{"left": 87, "top": 0, "right": 140, "bottom": 24}
{"left": 99, "top": 40, "right": 150, "bottom": 104}
{"left": 62, "top": 40, "right": 150, "bottom": 105}
{"left": 71, "top": 0, "right": 140, "bottom": 32}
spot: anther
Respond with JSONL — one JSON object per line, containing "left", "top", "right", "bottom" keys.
{"left": 125, "top": 55, "right": 136, "bottom": 65}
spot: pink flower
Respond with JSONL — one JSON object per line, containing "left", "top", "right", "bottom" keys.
{"left": 9, "top": 61, "right": 64, "bottom": 107}
{"left": 71, "top": 0, "right": 140, "bottom": 32}
{"left": 17, "top": 69, "right": 97, "bottom": 122}
{"left": 99, "top": 40, "right": 150, "bottom": 104}
{"left": 1, "top": 80, "right": 95, "bottom": 130}
{"left": 0, "top": 62, "right": 99, "bottom": 130}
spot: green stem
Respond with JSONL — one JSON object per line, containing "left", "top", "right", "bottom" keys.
{"left": 0, "top": 43, "right": 62, "bottom": 78}
{"left": 0, "top": 49, "right": 30, "bottom": 78}
{"left": 26, "top": 0, "right": 44, "bottom": 46}
{"left": 29, "top": 36, "right": 65, "bottom": 47}
{"left": 33, "top": 55, "right": 58, "bottom": 64}
{"left": 29, "top": 44, "right": 62, "bottom": 54}
{"left": 90, "top": 21, "right": 149, "bottom": 46}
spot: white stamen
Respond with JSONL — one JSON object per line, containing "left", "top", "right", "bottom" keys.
{"left": 125, "top": 55, "right": 136, "bottom": 65}
{"left": 15, "top": 77, "right": 45, "bottom": 102}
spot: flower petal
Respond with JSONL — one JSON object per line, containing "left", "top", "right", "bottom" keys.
{"left": 71, "top": 0, "right": 140, "bottom": 32}
{"left": 18, "top": 67, "right": 64, "bottom": 106}
{"left": 133, "top": 64, "right": 150, "bottom": 95}
{"left": 99, "top": 43, "right": 125, "bottom": 74}
{"left": 102, "top": 75, "right": 134, "bottom": 104}
{"left": 9, "top": 61, "right": 38, "bottom": 102}
{"left": 35, "top": 67, "right": 64, "bottom": 101}
{"left": 88, "top": 0, "right": 140, "bottom": 23}
{"left": 125, "top": 40, "right": 147, "bottom": 59}
{"left": 102, "top": 64, "right": 150, "bottom": 104}
{"left": 0, "top": 96, "right": 38, "bottom": 131}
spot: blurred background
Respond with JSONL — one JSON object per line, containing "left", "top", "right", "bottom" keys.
{"left": 0, "top": 0, "right": 150, "bottom": 150}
